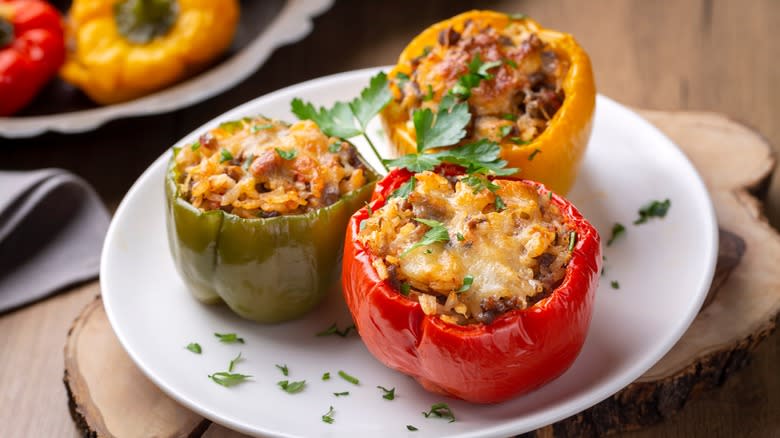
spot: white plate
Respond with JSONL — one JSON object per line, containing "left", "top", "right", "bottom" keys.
{"left": 0, "top": 0, "right": 332, "bottom": 138}
{"left": 101, "top": 67, "right": 718, "bottom": 437}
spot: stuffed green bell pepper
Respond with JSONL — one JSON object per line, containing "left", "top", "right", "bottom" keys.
{"left": 165, "top": 116, "right": 377, "bottom": 323}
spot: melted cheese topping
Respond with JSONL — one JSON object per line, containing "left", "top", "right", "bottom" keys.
{"left": 359, "top": 171, "right": 571, "bottom": 324}
{"left": 396, "top": 20, "right": 569, "bottom": 144}
{"left": 174, "top": 117, "right": 368, "bottom": 218}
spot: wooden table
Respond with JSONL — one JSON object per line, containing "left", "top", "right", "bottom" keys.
{"left": 1, "top": 1, "right": 778, "bottom": 436}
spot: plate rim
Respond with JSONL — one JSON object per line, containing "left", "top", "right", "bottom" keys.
{"left": 101, "top": 66, "right": 718, "bottom": 437}
{"left": 0, "top": 0, "right": 334, "bottom": 138}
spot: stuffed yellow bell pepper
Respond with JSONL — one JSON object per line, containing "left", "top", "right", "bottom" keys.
{"left": 381, "top": 10, "right": 595, "bottom": 195}
{"left": 61, "top": 0, "right": 239, "bottom": 104}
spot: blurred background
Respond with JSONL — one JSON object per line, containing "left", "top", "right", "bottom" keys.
{"left": 1, "top": 1, "right": 777, "bottom": 436}
{"left": 3, "top": 0, "right": 779, "bottom": 224}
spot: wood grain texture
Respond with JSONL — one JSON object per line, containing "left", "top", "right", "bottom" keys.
{"left": 0, "top": 1, "right": 778, "bottom": 436}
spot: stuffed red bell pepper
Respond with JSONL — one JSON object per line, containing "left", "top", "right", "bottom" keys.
{"left": 0, "top": 0, "right": 64, "bottom": 116}
{"left": 342, "top": 166, "right": 601, "bottom": 403}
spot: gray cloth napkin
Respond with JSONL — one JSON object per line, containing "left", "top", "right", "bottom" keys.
{"left": 0, "top": 169, "right": 109, "bottom": 313}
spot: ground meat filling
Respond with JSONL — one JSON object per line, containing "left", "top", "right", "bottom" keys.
{"left": 395, "top": 19, "right": 569, "bottom": 144}
{"left": 174, "top": 117, "right": 368, "bottom": 218}
{"left": 358, "top": 171, "right": 572, "bottom": 325}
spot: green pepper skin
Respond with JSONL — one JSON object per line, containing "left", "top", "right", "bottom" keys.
{"left": 165, "top": 151, "right": 377, "bottom": 323}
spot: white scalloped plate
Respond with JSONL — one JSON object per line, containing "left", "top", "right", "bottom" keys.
{"left": 101, "top": 67, "right": 718, "bottom": 437}
{"left": 0, "top": 0, "right": 332, "bottom": 138}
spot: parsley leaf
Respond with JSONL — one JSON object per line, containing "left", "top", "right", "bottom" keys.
{"left": 477, "top": 59, "right": 503, "bottom": 79}
{"left": 377, "top": 385, "right": 396, "bottom": 400}
{"left": 349, "top": 72, "right": 392, "bottom": 130}
{"left": 423, "top": 84, "right": 434, "bottom": 101}
{"left": 413, "top": 101, "right": 470, "bottom": 152}
{"left": 290, "top": 99, "right": 360, "bottom": 138}
{"left": 611, "top": 280, "right": 620, "bottom": 289}
{"left": 186, "top": 343, "right": 201, "bottom": 354}
{"left": 251, "top": 124, "right": 274, "bottom": 133}
{"left": 338, "top": 370, "right": 360, "bottom": 385}
{"left": 383, "top": 153, "right": 441, "bottom": 173}
{"left": 607, "top": 223, "right": 626, "bottom": 246}
{"left": 422, "top": 402, "right": 456, "bottom": 422}
{"left": 219, "top": 149, "right": 233, "bottom": 163}
{"left": 322, "top": 372, "right": 330, "bottom": 381}
{"left": 495, "top": 195, "right": 506, "bottom": 211}
{"left": 275, "top": 148, "right": 297, "bottom": 160}
{"left": 228, "top": 352, "right": 242, "bottom": 372}
{"left": 436, "top": 139, "right": 518, "bottom": 176}
{"left": 389, "top": 177, "right": 416, "bottom": 199}
{"left": 400, "top": 282, "right": 411, "bottom": 296}
{"left": 322, "top": 406, "right": 335, "bottom": 424}
{"left": 568, "top": 231, "right": 578, "bottom": 252}
{"left": 456, "top": 232, "right": 465, "bottom": 241}
{"left": 457, "top": 275, "right": 474, "bottom": 293}
{"left": 634, "top": 199, "right": 671, "bottom": 225}
{"left": 276, "top": 364, "right": 289, "bottom": 376}
{"left": 277, "top": 380, "right": 306, "bottom": 394}
{"left": 500, "top": 124, "right": 513, "bottom": 137}
{"left": 407, "top": 425, "right": 419, "bottom": 431}
{"left": 190, "top": 141, "right": 201, "bottom": 151}
{"left": 218, "top": 120, "right": 244, "bottom": 134}
{"left": 328, "top": 141, "right": 342, "bottom": 153}
{"left": 450, "top": 54, "right": 500, "bottom": 99}
{"left": 316, "top": 322, "right": 356, "bottom": 337}
{"left": 403, "top": 219, "right": 450, "bottom": 256}
{"left": 462, "top": 174, "right": 499, "bottom": 194}
{"left": 509, "top": 137, "right": 529, "bottom": 145}
{"left": 208, "top": 372, "right": 251, "bottom": 387}
{"left": 214, "top": 332, "right": 244, "bottom": 344}
{"left": 333, "top": 391, "right": 350, "bottom": 396}
{"left": 291, "top": 72, "right": 391, "bottom": 170}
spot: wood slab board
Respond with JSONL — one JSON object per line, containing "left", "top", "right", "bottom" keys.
{"left": 64, "top": 110, "right": 780, "bottom": 437}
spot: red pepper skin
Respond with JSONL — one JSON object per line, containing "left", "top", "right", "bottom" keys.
{"left": 342, "top": 168, "right": 601, "bottom": 403}
{"left": 0, "top": 0, "right": 65, "bottom": 116}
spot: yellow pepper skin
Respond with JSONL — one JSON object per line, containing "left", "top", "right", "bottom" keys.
{"left": 61, "top": 0, "right": 239, "bottom": 104}
{"left": 381, "top": 11, "right": 596, "bottom": 195}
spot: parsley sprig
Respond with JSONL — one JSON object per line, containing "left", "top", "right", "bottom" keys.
{"left": 634, "top": 199, "right": 671, "bottom": 224}
{"left": 422, "top": 402, "right": 456, "bottom": 422}
{"left": 208, "top": 372, "right": 251, "bottom": 387}
{"left": 291, "top": 72, "right": 392, "bottom": 170}
{"left": 316, "top": 322, "right": 356, "bottom": 337}
{"left": 277, "top": 379, "right": 306, "bottom": 394}
{"left": 450, "top": 54, "right": 502, "bottom": 99}
{"left": 377, "top": 385, "right": 396, "bottom": 400}
{"left": 403, "top": 219, "right": 450, "bottom": 256}
{"left": 383, "top": 99, "right": 517, "bottom": 178}
{"left": 214, "top": 332, "right": 244, "bottom": 344}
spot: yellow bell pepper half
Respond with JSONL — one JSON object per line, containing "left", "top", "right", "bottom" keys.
{"left": 381, "top": 10, "right": 596, "bottom": 195}
{"left": 61, "top": 0, "right": 239, "bottom": 105}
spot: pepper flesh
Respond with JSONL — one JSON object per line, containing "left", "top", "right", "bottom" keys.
{"left": 342, "top": 168, "right": 601, "bottom": 403}
{"left": 381, "top": 10, "right": 596, "bottom": 195}
{"left": 166, "top": 148, "right": 377, "bottom": 323}
{"left": 61, "top": 0, "right": 239, "bottom": 104}
{"left": 0, "top": 0, "right": 65, "bottom": 116}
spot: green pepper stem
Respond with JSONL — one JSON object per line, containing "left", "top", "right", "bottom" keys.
{"left": 114, "top": 0, "right": 178, "bottom": 44}
{"left": 362, "top": 132, "right": 389, "bottom": 172}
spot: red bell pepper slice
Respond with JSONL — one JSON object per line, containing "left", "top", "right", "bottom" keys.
{"left": 342, "top": 168, "right": 602, "bottom": 403}
{"left": 0, "top": 0, "right": 65, "bottom": 116}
